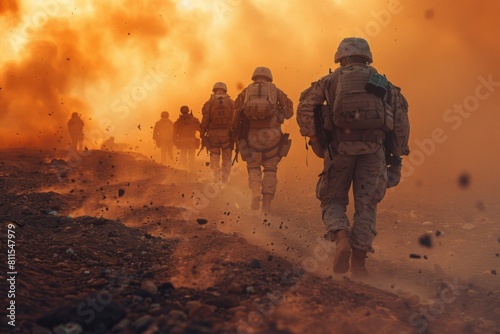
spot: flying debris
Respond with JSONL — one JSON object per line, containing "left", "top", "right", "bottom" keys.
{"left": 196, "top": 218, "right": 208, "bottom": 225}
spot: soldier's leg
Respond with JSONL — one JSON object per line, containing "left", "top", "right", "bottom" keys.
{"left": 246, "top": 152, "right": 263, "bottom": 210}
{"left": 318, "top": 154, "right": 356, "bottom": 273}
{"left": 351, "top": 146, "right": 387, "bottom": 277}
{"left": 161, "top": 147, "right": 166, "bottom": 164}
{"left": 221, "top": 146, "right": 232, "bottom": 183}
{"left": 166, "top": 143, "right": 174, "bottom": 161}
{"left": 319, "top": 154, "right": 355, "bottom": 234}
{"left": 261, "top": 151, "right": 280, "bottom": 211}
{"left": 351, "top": 147, "right": 387, "bottom": 253}
{"left": 180, "top": 149, "right": 187, "bottom": 169}
{"left": 188, "top": 149, "right": 195, "bottom": 172}
{"left": 210, "top": 147, "right": 221, "bottom": 182}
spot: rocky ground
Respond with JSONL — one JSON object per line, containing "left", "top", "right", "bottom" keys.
{"left": 0, "top": 148, "right": 499, "bottom": 334}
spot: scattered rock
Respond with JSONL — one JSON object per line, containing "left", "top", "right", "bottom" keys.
{"left": 65, "top": 248, "right": 75, "bottom": 255}
{"left": 140, "top": 280, "right": 158, "bottom": 297}
{"left": 207, "top": 296, "right": 239, "bottom": 309}
{"left": 53, "top": 322, "right": 82, "bottom": 334}
{"left": 467, "top": 289, "right": 479, "bottom": 298}
{"left": 196, "top": 218, "right": 208, "bottom": 225}
{"left": 249, "top": 259, "right": 261, "bottom": 269}
{"left": 406, "top": 294, "right": 420, "bottom": 305}
{"left": 132, "top": 315, "right": 154, "bottom": 332}
{"left": 409, "top": 254, "right": 422, "bottom": 259}
{"left": 491, "top": 270, "right": 497, "bottom": 276}
{"left": 418, "top": 235, "right": 432, "bottom": 248}
{"left": 111, "top": 318, "right": 130, "bottom": 332}
{"left": 118, "top": 189, "right": 125, "bottom": 197}
{"left": 421, "top": 221, "right": 433, "bottom": 226}
{"left": 462, "top": 223, "right": 475, "bottom": 230}
{"left": 246, "top": 286, "right": 255, "bottom": 294}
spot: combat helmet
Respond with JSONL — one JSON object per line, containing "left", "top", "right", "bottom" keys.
{"left": 251, "top": 66, "right": 273, "bottom": 82}
{"left": 212, "top": 82, "right": 227, "bottom": 93}
{"left": 334, "top": 37, "right": 373, "bottom": 64}
{"left": 180, "top": 106, "right": 189, "bottom": 114}
{"left": 161, "top": 111, "right": 169, "bottom": 119}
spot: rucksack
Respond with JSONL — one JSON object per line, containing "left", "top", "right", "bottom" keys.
{"left": 332, "top": 65, "right": 393, "bottom": 131}
{"left": 209, "top": 95, "right": 233, "bottom": 129}
{"left": 243, "top": 81, "right": 277, "bottom": 120}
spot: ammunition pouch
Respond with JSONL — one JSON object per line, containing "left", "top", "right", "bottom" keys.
{"left": 237, "top": 139, "right": 252, "bottom": 162}
{"left": 277, "top": 133, "right": 292, "bottom": 158}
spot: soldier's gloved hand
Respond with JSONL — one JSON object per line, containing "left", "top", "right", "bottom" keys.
{"left": 387, "top": 156, "right": 402, "bottom": 188}
{"left": 308, "top": 136, "right": 324, "bottom": 158}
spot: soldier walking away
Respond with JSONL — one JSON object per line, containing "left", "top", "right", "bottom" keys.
{"left": 153, "top": 111, "right": 174, "bottom": 164}
{"left": 67, "top": 112, "right": 84, "bottom": 151}
{"left": 296, "top": 37, "right": 410, "bottom": 278}
{"left": 201, "top": 82, "right": 235, "bottom": 183}
{"left": 233, "top": 67, "right": 294, "bottom": 212}
{"left": 173, "top": 106, "right": 201, "bottom": 172}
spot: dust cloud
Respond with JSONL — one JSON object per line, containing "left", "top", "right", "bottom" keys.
{"left": 1, "top": 0, "right": 499, "bottom": 295}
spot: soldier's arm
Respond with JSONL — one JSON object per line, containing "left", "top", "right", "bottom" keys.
{"left": 277, "top": 90, "right": 294, "bottom": 120}
{"left": 296, "top": 77, "right": 329, "bottom": 137}
{"left": 388, "top": 83, "right": 410, "bottom": 156}
{"left": 231, "top": 91, "right": 245, "bottom": 130}
{"left": 200, "top": 101, "right": 211, "bottom": 134}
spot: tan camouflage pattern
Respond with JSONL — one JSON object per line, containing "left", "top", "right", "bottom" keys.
{"left": 201, "top": 93, "right": 235, "bottom": 182}
{"left": 234, "top": 79, "right": 293, "bottom": 199}
{"left": 317, "top": 145, "right": 387, "bottom": 253}
{"left": 297, "top": 62, "right": 408, "bottom": 253}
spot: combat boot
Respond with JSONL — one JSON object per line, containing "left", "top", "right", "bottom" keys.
{"left": 350, "top": 248, "right": 368, "bottom": 279}
{"left": 332, "top": 230, "right": 351, "bottom": 274}
{"left": 262, "top": 194, "right": 272, "bottom": 212}
{"left": 251, "top": 196, "right": 261, "bottom": 210}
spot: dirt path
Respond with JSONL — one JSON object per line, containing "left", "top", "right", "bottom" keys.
{"left": 0, "top": 149, "right": 499, "bottom": 334}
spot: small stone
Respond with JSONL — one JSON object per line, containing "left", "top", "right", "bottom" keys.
{"left": 491, "top": 270, "right": 497, "bottom": 275}
{"left": 467, "top": 289, "right": 479, "bottom": 298}
{"left": 462, "top": 223, "right": 475, "bottom": 230}
{"left": 421, "top": 221, "right": 433, "bottom": 226}
{"left": 249, "top": 259, "right": 261, "bottom": 269}
{"left": 406, "top": 294, "right": 420, "bottom": 305}
{"left": 132, "top": 315, "right": 154, "bottom": 332}
{"left": 246, "top": 286, "right": 255, "bottom": 294}
{"left": 65, "top": 248, "right": 75, "bottom": 255}
{"left": 167, "top": 309, "right": 187, "bottom": 322}
{"left": 140, "top": 280, "right": 158, "bottom": 296}
{"left": 112, "top": 318, "right": 130, "bottom": 332}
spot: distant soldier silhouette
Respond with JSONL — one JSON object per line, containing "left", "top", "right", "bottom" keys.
{"left": 173, "top": 106, "right": 201, "bottom": 171}
{"left": 201, "top": 82, "right": 235, "bottom": 183}
{"left": 153, "top": 111, "right": 174, "bottom": 164}
{"left": 67, "top": 112, "right": 84, "bottom": 151}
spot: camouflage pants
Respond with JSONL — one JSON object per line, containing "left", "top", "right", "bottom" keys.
{"left": 316, "top": 145, "right": 387, "bottom": 253}
{"left": 209, "top": 147, "right": 232, "bottom": 182}
{"left": 179, "top": 149, "right": 195, "bottom": 172}
{"left": 246, "top": 146, "right": 281, "bottom": 200}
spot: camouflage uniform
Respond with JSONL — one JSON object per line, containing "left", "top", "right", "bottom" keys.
{"left": 67, "top": 112, "right": 84, "bottom": 151}
{"left": 173, "top": 106, "right": 201, "bottom": 171}
{"left": 153, "top": 112, "right": 174, "bottom": 164}
{"left": 201, "top": 82, "right": 235, "bottom": 183}
{"left": 297, "top": 38, "right": 409, "bottom": 267}
{"left": 233, "top": 67, "right": 294, "bottom": 210}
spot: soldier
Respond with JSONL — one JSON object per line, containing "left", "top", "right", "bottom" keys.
{"left": 201, "top": 82, "right": 235, "bottom": 183}
{"left": 296, "top": 37, "right": 410, "bottom": 278}
{"left": 173, "top": 106, "right": 201, "bottom": 171}
{"left": 67, "top": 112, "right": 84, "bottom": 151}
{"left": 233, "top": 67, "right": 293, "bottom": 211}
{"left": 153, "top": 111, "right": 174, "bottom": 164}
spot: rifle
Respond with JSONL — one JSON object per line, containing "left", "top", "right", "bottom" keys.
{"left": 197, "top": 134, "right": 209, "bottom": 156}
{"left": 313, "top": 104, "right": 334, "bottom": 160}
{"left": 231, "top": 112, "right": 249, "bottom": 165}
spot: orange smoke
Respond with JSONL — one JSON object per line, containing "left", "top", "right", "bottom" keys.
{"left": 0, "top": 0, "right": 499, "bottom": 187}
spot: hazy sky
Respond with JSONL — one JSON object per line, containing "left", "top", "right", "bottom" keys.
{"left": 1, "top": 0, "right": 499, "bottom": 186}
